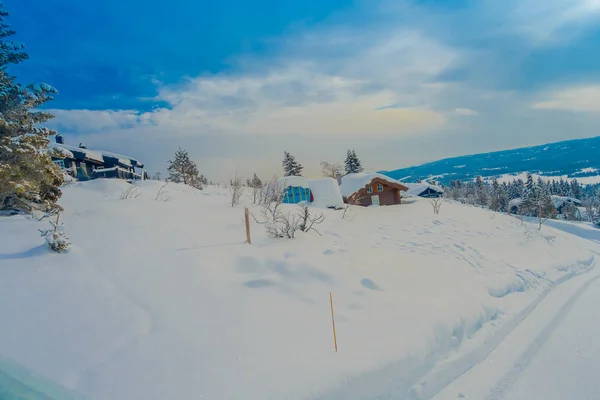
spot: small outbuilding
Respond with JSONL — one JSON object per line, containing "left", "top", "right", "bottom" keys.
{"left": 278, "top": 176, "right": 313, "bottom": 204}
{"left": 340, "top": 172, "right": 409, "bottom": 206}
{"left": 403, "top": 182, "right": 444, "bottom": 198}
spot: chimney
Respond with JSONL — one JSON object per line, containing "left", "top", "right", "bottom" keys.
{"left": 78, "top": 142, "right": 87, "bottom": 149}
{"left": 55, "top": 133, "right": 64, "bottom": 144}
{"left": 335, "top": 171, "right": 343, "bottom": 186}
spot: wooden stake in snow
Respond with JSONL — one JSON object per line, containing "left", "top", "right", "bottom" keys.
{"left": 244, "top": 207, "right": 252, "bottom": 245}
{"left": 330, "top": 291, "right": 338, "bottom": 352}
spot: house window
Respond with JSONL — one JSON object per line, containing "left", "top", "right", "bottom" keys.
{"left": 377, "top": 183, "right": 384, "bottom": 192}
{"left": 367, "top": 185, "right": 373, "bottom": 193}
{"left": 53, "top": 159, "right": 66, "bottom": 169}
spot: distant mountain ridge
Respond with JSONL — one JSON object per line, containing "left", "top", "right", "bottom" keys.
{"left": 381, "top": 136, "right": 600, "bottom": 186}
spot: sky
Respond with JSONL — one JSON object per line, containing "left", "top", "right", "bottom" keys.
{"left": 5, "top": 0, "right": 600, "bottom": 180}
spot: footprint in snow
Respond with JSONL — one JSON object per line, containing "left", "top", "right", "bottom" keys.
{"left": 243, "top": 279, "right": 275, "bottom": 288}
{"left": 360, "top": 278, "right": 382, "bottom": 291}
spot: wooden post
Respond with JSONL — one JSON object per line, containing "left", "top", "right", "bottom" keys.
{"left": 329, "top": 292, "right": 338, "bottom": 352}
{"left": 244, "top": 207, "right": 252, "bottom": 245}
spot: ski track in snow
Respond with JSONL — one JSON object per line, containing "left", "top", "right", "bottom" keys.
{"left": 485, "top": 274, "right": 600, "bottom": 400}
{"left": 313, "top": 256, "right": 597, "bottom": 400}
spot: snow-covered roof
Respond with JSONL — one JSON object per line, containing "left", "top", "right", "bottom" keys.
{"left": 48, "top": 143, "right": 143, "bottom": 167}
{"left": 403, "top": 182, "right": 444, "bottom": 197}
{"left": 550, "top": 195, "right": 582, "bottom": 208}
{"left": 51, "top": 143, "right": 104, "bottom": 163}
{"left": 339, "top": 172, "right": 406, "bottom": 198}
{"left": 278, "top": 176, "right": 310, "bottom": 189}
{"left": 96, "top": 150, "right": 143, "bottom": 168}
{"left": 47, "top": 142, "right": 74, "bottom": 158}
{"left": 308, "top": 178, "right": 344, "bottom": 208}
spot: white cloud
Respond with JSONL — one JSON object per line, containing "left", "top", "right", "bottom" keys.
{"left": 532, "top": 85, "right": 600, "bottom": 113}
{"left": 453, "top": 108, "right": 479, "bottom": 116}
{"left": 491, "top": 0, "right": 600, "bottom": 44}
{"left": 47, "top": 109, "right": 152, "bottom": 133}
{"left": 44, "top": 0, "right": 600, "bottom": 181}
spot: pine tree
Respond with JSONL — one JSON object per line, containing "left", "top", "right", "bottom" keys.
{"left": 525, "top": 172, "right": 535, "bottom": 194}
{"left": 344, "top": 149, "right": 364, "bottom": 174}
{"left": 536, "top": 185, "right": 557, "bottom": 230}
{"left": 167, "top": 148, "right": 202, "bottom": 189}
{"left": 352, "top": 150, "right": 363, "bottom": 173}
{"left": 498, "top": 182, "right": 509, "bottom": 212}
{"left": 250, "top": 173, "right": 262, "bottom": 188}
{"left": 570, "top": 179, "right": 581, "bottom": 200}
{"left": 475, "top": 176, "right": 488, "bottom": 207}
{"left": 489, "top": 178, "right": 500, "bottom": 211}
{"left": 0, "top": 5, "right": 64, "bottom": 211}
{"left": 282, "top": 151, "right": 303, "bottom": 176}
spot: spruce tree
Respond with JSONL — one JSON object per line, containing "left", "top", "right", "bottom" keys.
{"left": 475, "top": 176, "right": 488, "bottom": 207}
{"left": 282, "top": 151, "right": 303, "bottom": 176}
{"left": 536, "top": 185, "right": 557, "bottom": 229}
{"left": 344, "top": 149, "right": 364, "bottom": 174}
{"left": 167, "top": 148, "right": 202, "bottom": 189}
{"left": 570, "top": 179, "right": 581, "bottom": 200}
{"left": 0, "top": 5, "right": 64, "bottom": 211}
{"left": 498, "top": 182, "right": 509, "bottom": 212}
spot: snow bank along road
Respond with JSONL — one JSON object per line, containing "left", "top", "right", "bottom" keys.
{"left": 315, "top": 223, "right": 600, "bottom": 400}
{"left": 433, "top": 267, "right": 600, "bottom": 400}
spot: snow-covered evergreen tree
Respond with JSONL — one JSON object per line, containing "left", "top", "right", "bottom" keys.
{"left": 282, "top": 151, "right": 303, "bottom": 176}
{"left": 475, "top": 176, "right": 488, "bottom": 207}
{"left": 498, "top": 182, "right": 509, "bottom": 212}
{"left": 570, "top": 179, "right": 581, "bottom": 199}
{"left": 344, "top": 150, "right": 364, "bottom": 174}
{"left": 167, "top": 148, "right": 203, "bottom": 189}
{"left": 0, "top": 5, "right": 64, "bottom": 211}
{"left": 39, "top": 213, "right": 69, "bottom": 253}
{"left": 536, "top": 185, "right": 557, "bottom": 230}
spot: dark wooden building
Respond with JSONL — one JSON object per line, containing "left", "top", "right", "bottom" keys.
{"left": 49, "top": 134, "right": 146, "bottom": 181}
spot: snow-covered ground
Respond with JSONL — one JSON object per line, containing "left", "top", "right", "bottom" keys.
{"left": 1, "top": 179, "right": 599, "bottom": 399}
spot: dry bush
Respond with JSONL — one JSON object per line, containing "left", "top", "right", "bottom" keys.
{"left": 431, "top": 196, "right": 444, "bottom": 215}
{"left": 258, "top": 181, "right": 324, "bottom": 239}
{"left": 121, "top": 185, "right": 141, "bottom": 199}
{"left": 155, "top": 182, "right": 170, "bottom": 201}
{"left": 230, "top": 172, "right": 244, "bottom": 207}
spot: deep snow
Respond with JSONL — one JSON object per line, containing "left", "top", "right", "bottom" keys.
{"left": 0, "top": 179, "right": 598, "bottom": 399}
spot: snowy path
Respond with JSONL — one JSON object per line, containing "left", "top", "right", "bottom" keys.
{"left": 501, "top": 273, "right": 600, "bottom": 400}
{"left": 432, "top": 267, "right": 600, "bottom": 400}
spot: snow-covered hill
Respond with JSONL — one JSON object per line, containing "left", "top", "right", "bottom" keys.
{"left": 1, "top": 179, "right": 599, "bottom": 399}
{"left": 382, "top": 135, "right": 600, "bottom": 185}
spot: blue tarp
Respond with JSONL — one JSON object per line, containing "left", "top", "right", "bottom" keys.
{"left": 282, "top": 186, "right": 311, "bottom": 204}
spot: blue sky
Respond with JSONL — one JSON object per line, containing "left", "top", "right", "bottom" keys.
{"left": 5, "top": 0, "right": 600, "bottom": 179}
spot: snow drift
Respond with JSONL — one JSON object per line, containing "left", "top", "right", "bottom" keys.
{"left": 0, "top": 179, "right": 597, "bottom": 400}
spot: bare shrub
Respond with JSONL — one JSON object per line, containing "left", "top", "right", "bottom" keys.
{"left": 341, "top": 194, "right": 363, "bottom": 219}
{"left": 431, "top": 196, "right": 444, "bottom": 215}
{"left": 260, "top": 176, "right": 285, "bottom": 205}
{"left": 320, "top": 161, "right": 343, "bottom": 178}
{"left": 230, "top": 172, "right": 243, "bottom": 207}
{"left": 121, "top": 185, "right": 141, "bottom": 199}
{"left": 298, "top": 204, "right": 325, "bottom": 235}
{"left": 155, "top": 182, "right": 170, "bottom": 201}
